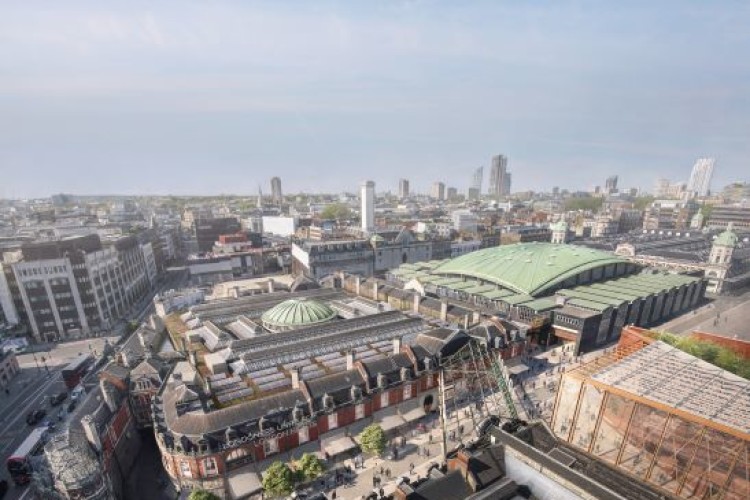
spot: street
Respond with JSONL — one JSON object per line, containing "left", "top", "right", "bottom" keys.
{"left": 656, "top": 289, "right": 750, "bottom": 341}
{"left": 0, "top": 336, "right": 118, "bottom": 500}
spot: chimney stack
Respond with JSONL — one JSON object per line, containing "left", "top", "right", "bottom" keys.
{"left": 81, "top": 415, "right": 102, "bottom": 452}
{"left": 100, "top": 379, "right": 118, "bottom": 413}
{"left": 372, "top": 281, "right": 378, "bottom": 300}
{"left": 346, "top": 351, "right": 356, "bottom": 371}
{"left": 392, "top": 337, "right": 402, "bottom": 355}
{"left": 355, "top": 275, "right": 361, "bottom": 296}
{"left": 291, "top": 367, "right": 302, "bottom": 389}
{"left": 412, "top": 293, "right": 421, "bottom": 314}
{"left": 267, "top": 279, "right": 275, "bottom": 293}
{"left": 440, "top": 298, "right": 449, "bottom": 322}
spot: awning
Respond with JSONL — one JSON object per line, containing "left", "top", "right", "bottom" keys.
{"left": 380, "top": 414, "right": 406, "bottom": 432}
{"left": 227, "top": 463, "right": 262, "bottom": 499}
{"left": 401, "top": 406, "right": 426, "bottom": 422}
{"left": 504, "top": 360, "right": 530, "bottom": 376}
{"left": 322, "top": 433, "right": 359, "bottom": 456}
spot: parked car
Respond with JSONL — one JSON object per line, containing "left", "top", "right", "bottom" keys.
{"left": 67, "top": 400, "right": 77, "bottom": 412}
{"left": 26, "top": 409, "right": 46, "bottom": 426}
{"left": 50, "top": 391, "right": 67, "bottom": 406}
{"left": 0, "top": 478, "right": 9, "bottom": 499}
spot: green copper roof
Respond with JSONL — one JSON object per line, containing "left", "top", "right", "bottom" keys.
{"left": 434, "top": 242, "right": 628, "bottom": 297}
{"left": 261, "top": 298, "right": 336, "bottom": 329}
{"left": 714, "top": 228, "right": 738, "bottom": 247}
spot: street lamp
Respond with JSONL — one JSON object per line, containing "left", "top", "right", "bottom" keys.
{"left": 32, "top": 351, "right": 40, "bottom": 373}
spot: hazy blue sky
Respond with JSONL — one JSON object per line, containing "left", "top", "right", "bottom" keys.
{"left": 1, "top": 1, "right": 748, "bottom": 198}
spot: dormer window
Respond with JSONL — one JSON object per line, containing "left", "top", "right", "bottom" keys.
{"left": 377, "top": 373, "right": 387, "bottom": 389}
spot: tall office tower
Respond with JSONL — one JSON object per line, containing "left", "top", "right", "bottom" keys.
{"left": 605, "top": 175, "right": 619, "bottom": 194}
{"left": 687, "top": 158, "right": 715, "bottom": 197}
{"left": 432, "top": 181, "right": 446, "bottom": 201}
{"left": 471, "top": 167, "right": 483, "bottom": 195}
{"left": 361, "top": 180, "right": 375, "bottom": 233}
{"left": 446, "top": 187, "right": 458, "bottom": 200}
{"left": 271, "top": 176, "right": 283, "bottom": 204}
{"left": 398, "top": 178, "right": 410, "bottom": 199}
{"left": 488, "top": 154, "right": 510, "bottom": 197}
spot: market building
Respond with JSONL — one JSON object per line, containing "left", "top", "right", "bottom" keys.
{"left": 384, "top": 242, "right": 706, "bottom": 353}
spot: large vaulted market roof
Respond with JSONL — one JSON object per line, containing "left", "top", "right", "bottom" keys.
{"left": 434, "top": 242, "right": 628, "bottom": 297}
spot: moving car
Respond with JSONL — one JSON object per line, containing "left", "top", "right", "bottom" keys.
{"left": 50, "top": 391, "right": 67, "bottom": 406}
{"left": 25, "top": 409, "right": 46, "bottom": 426}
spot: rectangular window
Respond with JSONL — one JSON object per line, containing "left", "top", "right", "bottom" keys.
{"left": 264, "top": 438, "right": 279, "bottom": 456}
{"left": 380, "top": 392, "right": 389, "bottom": 408}
{"left": 403, "top": 384, "right": 412, "bottom": 400}
{"left": 355, "top": 404, "right": 365, "bottom": 420}
{"left": 327, "top": 413, "right": 338, "bottom": 430}
{"left": 202, "top": 457, "right": 218, "bottom": 477}
{"left": 179, "top": 461, "right": 192, "bottom": 478}
{"left": 298, "top": 426, "right": 309, "bottom": 444}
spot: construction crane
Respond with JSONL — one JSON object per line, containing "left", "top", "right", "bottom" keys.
{"left": 437, "top": 338, "right": 520, "bottom": 459}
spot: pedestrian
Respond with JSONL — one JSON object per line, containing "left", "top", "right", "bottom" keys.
{"left": 380, "top": 466, "right": 384, "bottom": 476}
{"left": 331, "top": 490, "right": 337, "bottom": 499}
{"left": 379, "top": 487, "right": 385, "bottom": 498}
{"left": 386, "top": 468, "right": 391, "bottom": 479}
{"left": 372, "top": 476, "right": 377, "bottom": 488}
{"left": 428, "top": 433, "right": 433, "bottom": 444}
{"left": 409, "top": 462, "right": 415, "bottom": 474}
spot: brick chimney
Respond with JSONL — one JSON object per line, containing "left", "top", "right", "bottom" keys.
{"left": 354, "top": 275, "right": 361, "bottom": 296}
{"left": 372, "top": 281, "right": 378, "bottom": 300}
{"left": 440, "top": 298, "right": 449, "bottom": 322}
{"left": 346, "top": 351, "right": 356, "bottom": 371}
{"left": 267, "top": 279, "right": 275, "bottom": 293}
{"left": 291, "top": 367, "right": 302, "bottom": 389}
{"left": 81, "top": 415, "right": 102, "bottom": 452}
{"left": 412, "top": 293, "right": 421, "bottom": 314}
{"left": 392, "top": 337, "right": 402, "bottom": 355}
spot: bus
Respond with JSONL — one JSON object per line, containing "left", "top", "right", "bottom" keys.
{"left": 6, "top": 427, "right": 48, "bottom": 485}
{"left": 61, "top": 353, "right": 94, "bottom": 390}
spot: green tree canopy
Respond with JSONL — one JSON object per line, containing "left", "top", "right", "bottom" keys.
{"left": 652, "top": 332, "right": 750, "bottom": 380}
{"left": 262, "top": 461, "right": 296, "bottom": 497}
{"left": 633, "top": 195, "right": 655, "bottom": 210}
{"left": 320, "top": 203, "right": 352, "bottom": 220}
{"left": 188, "top": 490, "right": 221, "bottom": 500}
{"left": 298, "top": 452, "right": 326, "bottom": 480}
{"left": 359, "top": 423, "right": 387, "bottom": 456}
{"left": 563, "top": 197, "right": 604, "bottom": 212}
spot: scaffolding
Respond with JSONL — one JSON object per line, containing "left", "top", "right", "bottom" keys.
{"left": 437, "top": 338, "right": 519, "bottom": 459}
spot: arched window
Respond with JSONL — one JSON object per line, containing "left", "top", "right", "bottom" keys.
{"left": 226, "top": 447, "right": 250, "bottom": 463}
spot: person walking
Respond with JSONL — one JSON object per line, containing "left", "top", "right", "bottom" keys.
{"left": 409, "top": 463, "right": 415, "bottom": 475}
{"left": 386, "top": 468, "right": 391, "bottom": 479}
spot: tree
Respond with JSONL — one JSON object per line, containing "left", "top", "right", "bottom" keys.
{"left": 320, "top": 203, "right": 352, "bottom": 221}
{"left": 262, "top": 461, "right": 295, "bottom": 497}
{"left": 359, "top": 423, "right": 387, "bottom": 456}
{"left": 188, "top": 490, "right": 221, "bottom": 500}
{"left": 297, "top": 452, "right": 326, "bottom": 480}
{"left": 563, "top": 197, "right": 604, "bottom": 213}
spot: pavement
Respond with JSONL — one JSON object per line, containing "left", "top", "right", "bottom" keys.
{"left": 241, "top": 344, "right": 604, "bottom": 500}
{"left": 655, "top": 289, "right": 750, "bottom": 341}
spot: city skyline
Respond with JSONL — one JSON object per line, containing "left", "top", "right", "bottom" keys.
{"left": 1, "top": 1, "right": 748, "bottom": 198}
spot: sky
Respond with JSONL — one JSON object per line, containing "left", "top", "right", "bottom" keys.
{"left": 1, "top": 1, "right": 748, "bottom": 198}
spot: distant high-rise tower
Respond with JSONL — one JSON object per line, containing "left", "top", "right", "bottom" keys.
{"left": 469, "top": 167, "right": 483, "bottom": 200}
{"left": 361, "top": 181, "right": 375, "bottom": 233}
{"left": 398, "top": 179, "right": 410, "bottom": 199}
{"left": 687, "top": 158, "right": 715, "bottom": 197}
{"left": 605, "top": 175, "right": 618, "bottom": 194}
{"left": 488, "top": 154, "right": 510, "bottom": 198}
{"left": 271, "top": 176, "right": 283, "bottom": 204}
{"left": 432, "top": 182, "right": 446, "bottom": 201}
